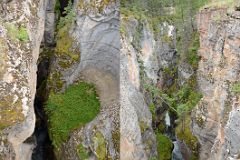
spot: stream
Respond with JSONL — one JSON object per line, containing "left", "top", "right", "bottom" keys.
{"left": 163, "top": 111, "right": 185, "bottom": 160}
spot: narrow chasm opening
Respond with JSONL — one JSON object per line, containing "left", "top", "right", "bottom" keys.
{"left": 32, "top": 52, "right": 56, "bottom": 160}
{"left": 31, "top": 1, "right": 75, "bottom": 159}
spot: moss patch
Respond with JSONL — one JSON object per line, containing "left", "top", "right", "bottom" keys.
{"left": 77, "top": 143, "right": 89, "bottom": 160}
{"left": 48, "top": 71, "right": 64, "bottom": 92}
{"left": 92, "top": 131, "right": 107, "bottom": 160}
{"left": 0, "top": 96, "right": 24, "bottom": 131}
{"left": 5, "top": 23, "right": 29, "bottom": 42}
{"left": 55, "top": 24, "right": 79, "bottom": 62}
{"left": 55, "top": 1, "right": 79, "bottom": 63}
{"left": 231, "top": 83, "right": 240, "bottom": 93}
{"left": 156, "top": 132, "right": 173, "bottom": 160}
{"left": 46, "top": 82, "right": 100, "bottom": 149}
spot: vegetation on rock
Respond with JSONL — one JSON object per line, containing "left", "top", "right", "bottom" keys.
{"left": 231, "top": 83, "right": 240, "bottom": 93}
{"left": 45, "top": 82, "right": 100, "bottom": 149}
{"left": 156, "top": 132, "right": 173, "bottom": 160}
{"left": 5, "top": 23, "right": 29, "bottom": 42}
{"left": 55, "top": 1, "right": 79, "bottom": 62}
{"left": 77, "top": 143, "right": 89, "bottom": 160}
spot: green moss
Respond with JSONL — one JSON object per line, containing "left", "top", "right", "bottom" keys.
{"left": 55, "top": 24, "right": 80, "bottom": 62}
{"left": 48, "top": 71, "right": 64, "bottom": 92}
{"left": 92, "top": 132, "right": 107, "bottom": 160}
{"left": 5, "top": 23, "right": 29, "bottom": 42}
{"left": 231, "top": 83, "right": 240, "bottom": 93}
{"left": 58, "top": 60, "right": 72, "bottom": 69}
{"left": 18, "top": 27, "right": 29, "bottom": 42}
{"left": 139, "top": 120, "right": 148, "bottom": 133}
{"left": 156, "top": 132, "right": 173, "bottom": 160}
{"left": 157, "top": 123, "right": 166, "bottom": 133}
{"left": 77, "top": 143, "right": 89, "bottom": 160}
{"left": 176, "top": 116, "right": 200, "bottom": 159}
{"left": 46, "top": 82, "right": 100, "bottom": 149}
{"left": 0, "top": 96, "right": 24, "bottom": 131}
{"left": 55, "top": 1, "right": 79, "bottom": 62}
{"left": 5, "top": 23, "right": 18, "bottom": 40}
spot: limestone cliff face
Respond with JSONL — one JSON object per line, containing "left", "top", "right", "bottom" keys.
{"left": 0, "top": 0, "right": 46, "bottom": 159}
{"left": 120, "top": 20, "right": 157, "bottom": 159}
{"left": 192, "top": 8, "right": 240, "bottom": 160}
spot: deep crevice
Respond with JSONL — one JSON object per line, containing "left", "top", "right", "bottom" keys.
{"left": 32, "top": 51, "right": 56, "bottom": 160}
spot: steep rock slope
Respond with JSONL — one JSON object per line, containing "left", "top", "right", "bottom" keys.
{"left": 0, "top": 0, "right": 46, "bottom": 159}
{"left": 120, "top": 8, "right": 178, "bottom": 158}
{"left": 192, "top": 7, "right": 240, "bottom": 160}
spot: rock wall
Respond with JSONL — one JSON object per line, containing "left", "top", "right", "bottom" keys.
{"left": 50, "top": 0, "right": 121, "bottom": 159}
{"left": 0, "top": 0, "right": 46, "bottom": 159}
{"left": 192, "top": 8, "right": 240, "bottom": 160}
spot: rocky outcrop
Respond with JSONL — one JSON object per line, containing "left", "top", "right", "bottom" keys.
{"left": 192, "top": 7, "right": 240, "bottom": 160}
{"left": 0, "top": 0, "right": 46, "bottom": 159}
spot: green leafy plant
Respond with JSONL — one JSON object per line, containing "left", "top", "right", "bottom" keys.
{"left": 46, "top": 82, "right": 100, "bottom": 149}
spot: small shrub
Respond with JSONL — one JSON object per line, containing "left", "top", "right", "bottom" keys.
{"left": 57, "top": 1, "right": 76, "bottom": 30}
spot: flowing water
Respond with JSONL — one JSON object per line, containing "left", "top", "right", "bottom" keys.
{"left": 163, "top": 111, "right": 184, "bottom": 160}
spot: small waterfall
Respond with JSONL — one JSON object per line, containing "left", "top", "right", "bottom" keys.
{"left": 165, "top": 111, "right": 171, "bottom": 127}
{"left": 164, "top": 111, "right": 184, "bottom": 160}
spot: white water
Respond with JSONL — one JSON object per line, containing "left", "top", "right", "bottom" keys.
{"left": 165, "top": 111, "right": 171, "bottom": 127}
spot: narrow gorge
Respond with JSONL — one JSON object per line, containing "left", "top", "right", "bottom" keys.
{"left": 0, "top": 0, "right": 239, "bottom": 160}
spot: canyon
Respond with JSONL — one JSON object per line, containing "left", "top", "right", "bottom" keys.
{"left": 0, "top": 0, "right": 239, "bottom": 160}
